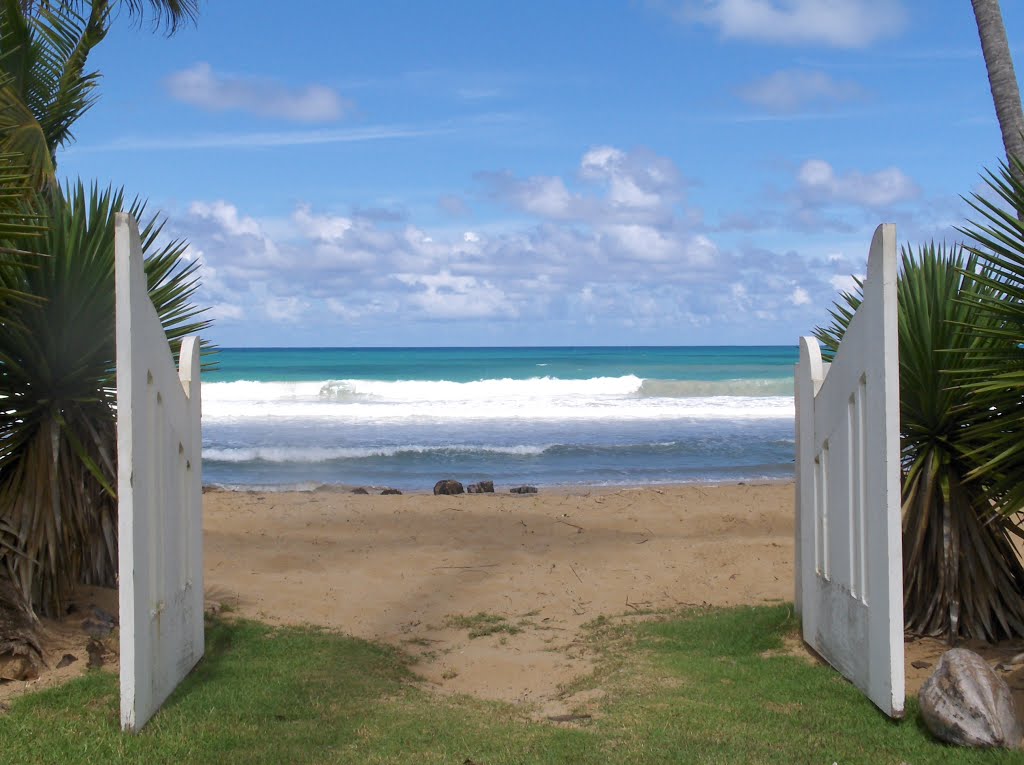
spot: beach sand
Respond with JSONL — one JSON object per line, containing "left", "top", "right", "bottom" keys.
{"left": 7, "top": 481, "right": 1024, "bottom": 716}
{"left": 201, "top": 482, "right": 795, "bottom": 716}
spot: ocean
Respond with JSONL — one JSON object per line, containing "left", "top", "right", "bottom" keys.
{"left": 201, "top": 346, "right": 797, "bottom": 491}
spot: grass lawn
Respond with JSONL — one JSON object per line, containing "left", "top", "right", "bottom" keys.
{"left": 0, "top": 604, "right": 1020, "bottom": 764}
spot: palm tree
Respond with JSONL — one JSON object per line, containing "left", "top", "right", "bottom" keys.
{"left": 817, "top": 243, "right": 1024, "bottom": 640}
{"left": 971, "top": 0, "right": 1024, "bottom": 194}
{"left": 0, "top": 183, "right": 209, "bottom": 616}
{"left": 0, "top": 0, "right": 197, "bottom": 193}
{"left": 0, "top": 0, "right": 207, "bottom": 627}
{"left": 22, "top": 0, "right": 197, "bottom": 33}
{"left": 958, "top": 160, "right": 1024, "bottom": 515}
{"left": 0, "top": 0, "right": 108, "bottom": 192}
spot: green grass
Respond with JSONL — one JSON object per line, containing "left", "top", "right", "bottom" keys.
{"left": 0, "top": 606, "right": 1021, "bottom": 764}
{"left": 444, "top": 611, "right": 525, "bottom": 638}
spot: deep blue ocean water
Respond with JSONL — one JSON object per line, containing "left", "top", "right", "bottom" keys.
{"left": 201, "top": 346, "right": 797, "bottom": 491}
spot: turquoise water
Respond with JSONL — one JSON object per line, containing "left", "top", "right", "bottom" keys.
{"left": 206, "top": 346, "right": 797, "bottom": 384}
{"left": 201, "top": 346, "right": 798, "bottom": 490}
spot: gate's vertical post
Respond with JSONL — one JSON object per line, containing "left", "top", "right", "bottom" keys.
{"left": 116, "top": 213, "right": 205, "bottom": 732}
{"left": 795, "top": 223, "right": 903, "bottom": 718}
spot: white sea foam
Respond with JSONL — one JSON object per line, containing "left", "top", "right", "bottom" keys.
{"left": 204, "top": 444, "right": 550, "bottom": 463}
{"left": 201, "top": 375, "right": 795, "bottom": 422}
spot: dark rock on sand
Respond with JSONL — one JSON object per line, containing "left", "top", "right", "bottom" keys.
{"left": 381, "top": 488, "right": 403, "bottom": 495}
{"left": 82, "top": 605, "right": 117, "bottom": 639}
{"left": 467, "top": 481, "right": 494, "bottom": 494}
{"left": 920, "top": 648, "right": 1022, "bottom": 749}
{"left": 0, "top": 654, "right": 38, "bottom": 681}
{"left": 351, "top": 487, "right": 370, "bottom": 495}
{"left": 86, "top": 638, "right": 105, "bottom": 670}
{"left": 434, "top": 480, "right": 464, "bottom": 495}
{"left": 510, "top": 485, "right": 538, "bottom": 494}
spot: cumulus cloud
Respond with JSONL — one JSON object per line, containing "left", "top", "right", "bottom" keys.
{"left": 265, "top": 296, "right": 310, "bottom": 323}
{"left": 394, "top": 271, "right": 519, "bottom": 319}
{"left": 797, "top": 159, "right": 919, "bottom": 208}
{"left": 736, "top": 69, "right": 862, "bottom": 113}
{"left": 579, "top": 146, "right": 681, "bottom": 209}
{"left": 481, "top": 146, "right": 683, "bottom": 226}
{"left": 676, "top": 0, "right": 906, "bottom": 48}
{"left": 206, "top": 303, "right": 245, "bottom": 321}
{"left": 293, "top": 205, "right": 353, "bottom": 242}
{"left": 189, "top": 199, "right": 263, "bottom": 238}
{"left": 829, "top": 273, "right": 863, "bottom": 294}
{"left": 166, "top": 62, "right": 348, "bottom": 122}
{"left": 171, "top": 144, "right": 907, "bottom": 342}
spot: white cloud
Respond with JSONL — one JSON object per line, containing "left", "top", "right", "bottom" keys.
{"left": 78, "top": 123, "right": 453, "bottom": 153}
{"left": 173, "top": 144, "right": 907, "bottom": 343}
{"left": 395, "top": 271, "right": 519, "bottom": 320}
{"left": 482, "top": 146, "right": 683, "bottom": 225}
{"left": 679, "top": 0, "right": 906, "bottom": 48}
{"left": 520, "top": 176, "right": 576, "bottom": 218}
{"left": 207, "top": 303, "right": 245, "bottom": 321}
{"left": 605, "top": 224, "right": 681, "bottom": 262}
{"left": 189, "top": 200, "right": 262, "bottom": 238}
{"left": 797, "top": 159, "right": 919, "bottom": 207}
{"left": 265, "top": 296, "right": 309, "bottom": 323}
{"left": 737, "top": 69, "right": 862, "bottom": 112}
{"left": 293, "top": 205, "right": 353, "bottom": 242}
{"left": 829, "top": 274, "right": 863, "bottom": 294}
{"left": 580, "top": 145, "right": 681, "bottom": 210}
{"left": 166, "top": 62, "right": 347, "bottom": 122}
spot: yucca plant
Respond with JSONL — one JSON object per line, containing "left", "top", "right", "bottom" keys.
{"left": 0, "top": 181, "right": 209, "bottom": 617}
{"left": 958, "top": 158, "right": 1024, "bottom": 516}
{"left": 816, "top": 243, "right": 1024, "bottom": 641}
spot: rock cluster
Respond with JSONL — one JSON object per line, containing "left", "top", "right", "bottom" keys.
{"left": 432, "top": 479, "right": 538, "bottom": 495}
{"left": 433, "top": 479, "right": 465, "bottom": 495}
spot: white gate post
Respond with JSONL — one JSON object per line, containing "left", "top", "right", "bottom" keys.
{"left": 795, "top": 223, "right": 903, "bottom": 718}
{"left": 116, "top": 213, "right": 205, "bottom": 732}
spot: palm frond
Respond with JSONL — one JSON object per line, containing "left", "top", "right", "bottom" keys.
{"left": 24, "top": 0, "right": 197, "bottom": 34}
{"left": 0, "top": 0, "right": 105, "bottom": 190}
{"left": 958, "top": 159, "right": 1024, "bottom": 512}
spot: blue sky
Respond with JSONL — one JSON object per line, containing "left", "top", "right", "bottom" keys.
{"left": 58, "top": 0, "right": 1022, "bottom": 347}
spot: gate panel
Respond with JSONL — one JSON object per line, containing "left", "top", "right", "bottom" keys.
{"left": 116, "top": 213, "right": 205, "bottom": 732}
{"left": 795, "top": 223, "right": 903, "bottom": 717}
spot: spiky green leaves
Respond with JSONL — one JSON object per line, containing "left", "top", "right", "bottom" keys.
{"left": 0, "top": 182, "right": 211, "bottom": 616}
{"left": 959, "top": 159, "right": 1024, "bottom": 514}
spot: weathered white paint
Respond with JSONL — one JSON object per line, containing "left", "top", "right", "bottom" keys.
{"left": 116, "top": 213, "right": 204, "bottom": 733}
{"left": 794, "top": 223, "right": 904, "bottom": 718}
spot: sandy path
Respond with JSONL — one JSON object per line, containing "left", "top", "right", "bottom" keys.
{"left": 202, "top": 482, "right": 795, "bottom": 713}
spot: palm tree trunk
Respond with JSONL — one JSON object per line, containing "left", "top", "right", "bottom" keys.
{"left": 972, "top": 0, "right": 1024, "bottom": 210}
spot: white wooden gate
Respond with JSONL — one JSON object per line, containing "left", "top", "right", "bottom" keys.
{"left": 795, "top": 223, "right": 904, "bottom": 718}
{"left": 115, "top": 213, "right": 205, "bottom": 732}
